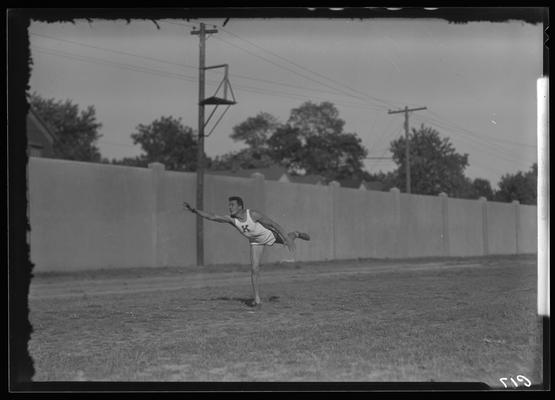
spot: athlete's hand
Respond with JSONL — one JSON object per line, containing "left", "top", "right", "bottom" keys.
{"left": 183, "top": 202, "right": 196, "bottom": 213}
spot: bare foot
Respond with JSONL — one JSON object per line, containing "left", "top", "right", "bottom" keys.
{"left": 248, "top": 298, "right": 261, "bottom": 307}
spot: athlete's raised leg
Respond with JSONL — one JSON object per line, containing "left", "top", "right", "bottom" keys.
{"left": 291, "top": 231, "right": 310, "bottom": 241}
{"left": 250, "top": 245, "right": 265, "bottom": 306}
{"left": 274, "top": 231, "right": 311, "bottom": 244}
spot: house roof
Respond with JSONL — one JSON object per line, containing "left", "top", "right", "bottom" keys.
{"left": 207, "top": 166, "right": 383, "bottom": 190}
{"left": 338, "top": 178, "right": 385, "bottom": 191}
{"left": 27, "top": 107, "right": 57, "bottom": 145}
{"left": 287, "top": 174, "right": 325, "bottom": 185}
{"left": 339, "top": 178, "right": 363, "bottom": 188}
{"left": 207, "top": 165, "right": 288, "bottom": 181}
{"left": 361, "top": 181, "right": 384, "bottom": 191}
{"left": 207, "top": 165, "right": 328, "bottom": 185}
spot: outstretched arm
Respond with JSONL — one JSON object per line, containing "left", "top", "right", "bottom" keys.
{"left": 250, "top": 210, "right": 295, "bottom": 251}
{"left": 183, "top": 202, "right": 233, "bottom": 224}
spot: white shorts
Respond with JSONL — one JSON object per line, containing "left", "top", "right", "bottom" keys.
{"left": 249, "top": 230, "right": 281, "bottom": 246}
{"left": 250, "top": 236, "right": 276, "bottom": 246}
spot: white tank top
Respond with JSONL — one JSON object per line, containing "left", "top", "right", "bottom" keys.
{"left": 232, "top": 209, "right": 275, "bottom": 245}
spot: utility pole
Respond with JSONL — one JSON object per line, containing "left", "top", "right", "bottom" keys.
{"left": 191, "top": 23, "right": 218, "bottom": 266}
{"left": 388, "top": 106, "right": 427, "bottom": 194}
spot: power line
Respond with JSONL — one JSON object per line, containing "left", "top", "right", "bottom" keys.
{"left": 368, "top": 124, "right": 403, "bottom": 172}
{"left": 364, "top": 121, "right": 517, "bottom": 180}
{"left": 363, "top": 126, "right": 511, "bottom": 182}
{"left": 32, "top": 46, "right": 200, "bottom": 83}
{"left": 31, "top": 27, "right": 436, "bottom": 125}
{"left": 32, "top": 28, "right": 534, "bottom": 175}
{"left": 216, "top": 25, "right": 538, "bottom": 155}
{"left": 416, "top": 118, "right": 526, "bottom": 164}
{"left": 410, "top": 112, "right": 535, "bottom": 160}
{"left": 32, "top": 26, "right": 536, "bottom": 160}
{"left": 426, "top": 110, "right": 536, "bottom": 149}
{"left": 30, "top": 31, "right": 199, "bottom": 70}
{"left": 34, "top": 28, "right": 536, "bottom": 152}
{"left": 414, "top": 116, "right": 536, "bottom": 166}
{"left": 161, "top": 20, "right": 389, "bottom": 105}
{"left": 162, "top": 20, "right": 197, "bottom": 29}
{"left": 412, "top": 114, "right": 537, "bottom": 165}
{"left": 31, "top": 45, "right": 386, "bottom": 113}
{"left": 218, "top": 25, "right": 400, "bottom": 110}
{"left": 225, "top": 79, "right": 383, "bottom": 110}
{"left": 224, "top": 28, "right": 535, "bottom": 179}
{"left": 229, "top": 73, "right": 380, "bottom": 105}
{"left": 30, "top": 34, "right": 384, "bottom": 110}
{"left": 213, "top": 35, "right": 385, "bottom": 107}
{"left": 388, "top": 106, "right": 428, "bottom": 193}
{"left": 366, "top": 117, "right": 395, "bottom": 156}
{"left": 465, "top": 155, "right": 519, "bottom": 179}
{"left": 32, "top": 53, "right": 531, "bottom": 171}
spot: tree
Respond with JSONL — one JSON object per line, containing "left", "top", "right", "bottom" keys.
{"left": 266, "top": 125, "right": 304, "bottom": 172}
{"left": 494, "top": 163, "right": 537, "bottom": 205}
{"left": 268, "top": 101, "right": 368, "bottom": 181}
{"left": 301, "top": 132, "right": 367, "bottom": 181}
{"left": 389, "top": 124, "right": 469, "bottom": 196}
{"left": 29, "top": 92, "right": 103, "bottom": 162}
{"left": 287, "top": 101, "right": 345, "bottom": 138}
{"left": 214, "top": 101, "right": 371, "bottom": 182}
{"left": 230, "top": 112, "right": 281, "bottom": 149}
{"left": 219, "top": 102, "right": 368, "bottom": 182}
{"left": 470, "top": 178, "right": 495, "bottom": 200}
{"left": 115, "top": 116, "right": 199, "bottom": 171}
{"left": 446, "top": 177, "right": 495, "bottom": 200}
{"left": 208, "top": 112, "right": 279, "bottom": 171}
{"left": 369, "top": 170, "right": 399, "bottom": 191}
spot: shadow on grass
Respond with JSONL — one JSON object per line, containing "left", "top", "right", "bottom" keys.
{"left": 201, "top": 296, "right": 281, "bottom": 307}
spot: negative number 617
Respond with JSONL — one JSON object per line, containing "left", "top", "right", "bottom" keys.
{"left": 499, "top": 375, "right": 531, "bottom": 388}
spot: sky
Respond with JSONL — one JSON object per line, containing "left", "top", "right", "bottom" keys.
{"left": 28, "top": 15, "right": 543, "bottom": 189}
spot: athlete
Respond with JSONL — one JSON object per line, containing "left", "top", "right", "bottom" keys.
{"left": 183, "top": 196, "right": 310, "bottom": 307}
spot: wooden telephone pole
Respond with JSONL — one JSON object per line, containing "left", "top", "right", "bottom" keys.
{"left": 388, "top": 106, "right": 427, "bottom": 194}
{"left": 191, "top": 23, "right": 218, "bottom": 266}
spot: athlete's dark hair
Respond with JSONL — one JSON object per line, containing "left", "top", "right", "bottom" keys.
{"left": 228, "top": 196, "right": 244, "bottom": 209}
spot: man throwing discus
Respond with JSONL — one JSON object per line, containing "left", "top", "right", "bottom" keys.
{"left": 184, "top": 196, "right": 310, "bottom": 307}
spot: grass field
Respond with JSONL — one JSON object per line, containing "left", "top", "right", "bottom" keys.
{"left": 27, "top": 255, "right": 542, "bottom": 387}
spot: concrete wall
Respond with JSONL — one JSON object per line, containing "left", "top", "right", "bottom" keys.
{"left": 401, "top": 193, "right": 444, "bottom": 258}
{"left": 28, "top": 158, "right": 538, "bottom": 272}
{"left": 155, "top": 167, "right": 196, "bottom": 268}
{"left": 28, "top": 158, "right": 155, "bottom": 271}
{"left": 518, "top": 204, "right": 538, "bottom": 254}
{"left": 447, "top": 197, "right": 485, "bottom": 257}
{"left": 487, "top": 201, "right": 518, "bottom": 255}
{"left": 334, "top": 186, "right": 399, "bottom": 260}
{"left": 265, "top": 180, "right": 334, "bottom": 263}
